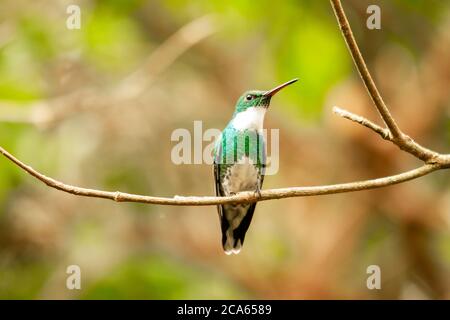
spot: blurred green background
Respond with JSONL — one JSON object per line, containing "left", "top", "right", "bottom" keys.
{"left": 0, "top": 0, "right": 449, "bottom": 299}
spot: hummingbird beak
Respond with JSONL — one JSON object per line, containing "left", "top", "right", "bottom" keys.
{"left": 263, "top": 78, "right": 299, "bottom": 97}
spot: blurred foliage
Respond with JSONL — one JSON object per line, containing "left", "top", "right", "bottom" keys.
{"left": 0, "top": 0, "right": 449, "bottom": 299}
{"left": 81, "top": 255, "right": 248, "bottom": 299}
{"left": 83, "top": 5, "right": 147, "bottom": 73}
{"left": 0, "top": 261, "right": 52, "bottom": 299}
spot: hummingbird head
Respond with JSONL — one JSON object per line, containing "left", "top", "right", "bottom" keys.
{"left": 229, "top": 78, "right": 298, "bottom": 132}
{"left": 234, "top": 78, "right": 298, "bottom": 114}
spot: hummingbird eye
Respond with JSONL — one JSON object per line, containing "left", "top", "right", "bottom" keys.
{"left": 245, "top": 94, "right": 253, "bottom": 101}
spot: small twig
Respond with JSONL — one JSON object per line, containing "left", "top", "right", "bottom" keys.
{"left": 333, "top": 106, "right": 391, "bottom": 140}
{"left": 333, "top": 107, "right": 450, "bottom": 168}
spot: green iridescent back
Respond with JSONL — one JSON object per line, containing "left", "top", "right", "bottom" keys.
{"left": 214, "top": 126, "right": 266, "bottom": 177}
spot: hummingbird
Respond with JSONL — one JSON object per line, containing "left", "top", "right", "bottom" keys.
{"left": 213, "top": 78, "right": 298, "bottom": 255}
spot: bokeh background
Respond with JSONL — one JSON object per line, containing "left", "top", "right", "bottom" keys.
{"left": 0, "top": 0, "right": 449, "bottom": 299}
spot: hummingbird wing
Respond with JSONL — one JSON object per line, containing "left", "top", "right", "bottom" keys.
{"left": 213, "top": 139, "right": 225, "bottom": 223}
{"left": 214, "top": 143, "right": 239, "bottom": 254}
{"left": 213, "top": 157, "right": 223, "bottom": 217}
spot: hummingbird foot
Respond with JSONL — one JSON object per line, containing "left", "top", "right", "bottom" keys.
{"left": 254, "top": 185, "right": 262, "bottom": 199}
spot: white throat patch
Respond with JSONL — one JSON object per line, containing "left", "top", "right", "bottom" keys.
{"left": 230, "top": 107, "right": 266, "bottom": 132}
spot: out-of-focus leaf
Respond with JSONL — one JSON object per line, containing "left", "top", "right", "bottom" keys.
{"left": 82, "top": 255, "right": 248, "bottom": 299}
{"left": 82, "top": 8, "right": 146, "bottom": 73}
{"left": 0, "top": 262, "right": 52, "bottom": 299}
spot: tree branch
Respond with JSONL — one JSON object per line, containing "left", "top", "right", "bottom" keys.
{"left": 333, "top": 106, "right": 391, "bottom": 140}
{"left": 0, "top": 146, "right": 443, "bottom": 206}
{"left": 330, "top": 0, "right": 447, "bottom": 165}
{"left": 0, "top": 1, "right": 448, "bottom": 207}
{"left": 330, "top": 0, "right": 402, "bottom": 138}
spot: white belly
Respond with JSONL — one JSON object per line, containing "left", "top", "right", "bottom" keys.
{"left": 221, "top": 157, "right": 259, "bottom": 196}
{"left": 220, "top": 157, "right": 261, "bottom": 255}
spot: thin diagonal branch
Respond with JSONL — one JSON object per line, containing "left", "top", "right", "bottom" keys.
{"left": 119, "top": 14, "right": 218, "bottom": 98}
{"left": 0, "top": 15, "right": 218, "bottom": 127}
{"left": 330, "top": 0, "right": 444, "bottom": 164}
{"left": 330, "top": 0, "right": 402, "bottom": 138}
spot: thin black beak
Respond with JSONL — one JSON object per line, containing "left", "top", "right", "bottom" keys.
{"left": 263, "top": 78, "right": 299, "bottom": 97}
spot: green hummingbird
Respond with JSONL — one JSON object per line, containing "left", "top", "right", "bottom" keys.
{"left": 213, "top": 78, "right": 298, "bottom": 254}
